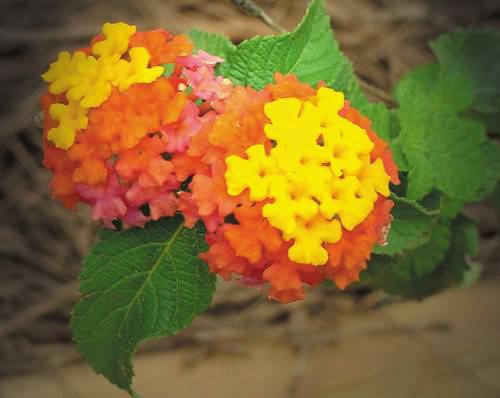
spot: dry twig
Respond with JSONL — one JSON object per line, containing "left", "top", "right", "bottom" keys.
{"left": 226, "top": 0, "right": 286, "bottom": 33}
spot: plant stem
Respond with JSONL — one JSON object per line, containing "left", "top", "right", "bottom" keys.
{"left": 227, "top": 0, "right": 286, "bottom": 33}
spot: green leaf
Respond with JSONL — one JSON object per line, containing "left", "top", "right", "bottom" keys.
{"left": 468, "top": 110, "right": 500, "bottom": 135}
{"left": 418, "top": 190, "right": 443, "bottom": 214}
{"left": 373, "top": 195, "right": 439, "bottom": 256}
{"left": 461, "top": 216, "right": 479, "bottom": 258}
{"left": 392, "top": 219, "right": 451, "bottom": 280}
{"left": 438, "top": 197, "right": 464, "bottom": 221}
{"left": 397, "top": 103, "right": 488, "bottom": 201}
{"left": 395, "top": 64, "right": 473, "bottom": 114}
{"left": 71, "top": 216, "right": 216, "bottom": 395}
{"left": 390, "top": 139, "right": 408, "bottom": 172}
{"left": 396, "top": 65, "right": 489, "bottom": 201}
{"left": 367, "top": 218, "right": 451, "bottom": 286}
{"left": 438, "top": 214, "right": 478, "bottom": 286}
{"left": 361, "top": 103, "right": 395, "bottom": 141}
{"left": 162, "top": 63, "right": 175, "bottom": 77}
{"left": 489, "top": 182, "right": 500, "bottom": 215}
{"left": 431, "top": 28, "right": 500, "bottom": 114}
{"left": 461, "top": 262, "right": 482, "bottom": 287}
{"left": 364, "top": 214, "right": 477, "bottom": 299}
{"left": 360, "top": 105, "right": 408, "bottom": 171}
{"left": 471, "top": 141, "right": 500, "bottom": 200}
{"left": 219, "top": 0, "right": 366, "bottom": 107}
{"left": 394, "top": 30, "right": 500, "bottom": 201}
{"left": 395, "top": 60, "right": 499, "bottom": 202}
{"left": 187, "top": 29, "right": 236, "bottom": 58}
{"left": 99, "top": 227, "right": 116, "bottom": 240}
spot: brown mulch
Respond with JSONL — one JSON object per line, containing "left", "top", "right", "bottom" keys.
{"left": 1, "top": 0, "right": 499, "bottom": 377}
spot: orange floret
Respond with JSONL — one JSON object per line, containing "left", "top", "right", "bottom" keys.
{"left": 171, "top": 152, "right": 210, "bottom": 182}
{"left": 266, "top": 73, "right": 316, "bottom": 100}
{"left": 41, "top": 93, "right": 80, "bottom": 208}
{"left": 326, "top": 198, "right": 393, "bottom": 289}
{"left": 72, "top": 158, "right": 108, "bottom": 186}
{"left": 67, "top": 130, "right": 112, "bottom": 186}
{"left": 190, "top": 159, "right": 242, "bottom": 221}
{"left": 129, "top": 30, "right": 192, "bottom": 66}
{"left": 263, "top": 260, "right": 305, "bottom": 303}
{"left": 86, "top": 79, "right": 182, "bottom": 153}
{"left": 200, "top": 227, "right": 250, "bottom": 280}
{"left": 43, "top": 146, "right": 79, "bottom": 209}
{"left": 224, "top": 203, "right": 284, "bottom": 263}
{"left": 115, "top": 135, "right": 173, "bottom": 188}
{"left": 208, "top": 86, "right": 271, "bottom": 157}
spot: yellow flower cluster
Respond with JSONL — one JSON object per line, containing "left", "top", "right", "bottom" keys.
{"left": 41, "top": 23, "right": 164, "bottom": 149}
{"left": 225, "top": 87, "right": 391, "bottom": 266}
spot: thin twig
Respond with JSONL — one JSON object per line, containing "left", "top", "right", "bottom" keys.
{"left": 226, "top": 0, "right": 286, "bottom": 33}
{"left": 359, "top": 79, "right": 396, "bottom": 106}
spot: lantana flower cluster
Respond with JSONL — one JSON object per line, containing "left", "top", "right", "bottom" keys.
{"left": 41, "top": 23, "right": 399, "bottom": 302}
{"left": 41, "top": 22, "right": 230, "bottom": 227}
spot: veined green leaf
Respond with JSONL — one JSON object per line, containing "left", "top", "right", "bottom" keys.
{"left": 188, "top": 29, "right": 236, "bottom": 58}
{"left": 395, "top": 32, "right": 500, "bottom": 202}
{"left": 71, "top": 216, "right": 216, "bottom": 395}
{"left": 364, "top": 214, "right": 477, "bottom": 299}
{"left": 373, "top": 195, "right": 439, "bottom": 256}
{"left": 395, "top": 64, "right": 489, "bottom": 201}
{"left": 395, "top": 63, "right": 473, "bottom": 114}
{"left": 219, "top": 0, "right": 366, "bottom": 107}
{"left": 400, "top": 110, "right": 488, "bottom": 201}
{"left": 431, "top": 28, "right": 500, "bottom": 114}
{"left": 392, "top": 220, "right": 451, "bottom": 279}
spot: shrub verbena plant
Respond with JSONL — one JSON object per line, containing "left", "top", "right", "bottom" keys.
{"left": 38, "top": 0, "right": 500, "bottom": 395}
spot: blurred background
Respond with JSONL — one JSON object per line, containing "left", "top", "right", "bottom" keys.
{"left": 1, "top": 0, "right": 500, "bottom": 397}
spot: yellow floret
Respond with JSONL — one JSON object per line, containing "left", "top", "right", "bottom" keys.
{"left": 286, "top": 217, "right": 342, "bottom": 266}
{"left": 264, "top": 98, "right": 321, "bottom": 149}
{"left": 47, "top": 101, "right": 88, "bottom": 149}
{"left": 42, "top": 51, "right": 87, "bottom": 95}
{"left": 225, "top": 145, "right": 278, "bottom": 201}
{"left": 66, "top": 55, "right": 116, "bottom": 108}
{"left": 329, "top": 176, "right": 374, "bottom": 230}
{"left": 357, "top": 157, "right": 391, "bottom": 201}
{"left": 112, "top": 47, "right": 164, "bottom": 92}
{"left": 92, "top": 22, "right": 137, "bottom": 59}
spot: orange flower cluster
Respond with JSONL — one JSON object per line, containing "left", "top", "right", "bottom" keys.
{"left": 174, "top": 74, "right": 399, "bottom": 302}
{"left": 42, "top": 25, "right": 228, "bottom": 227}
